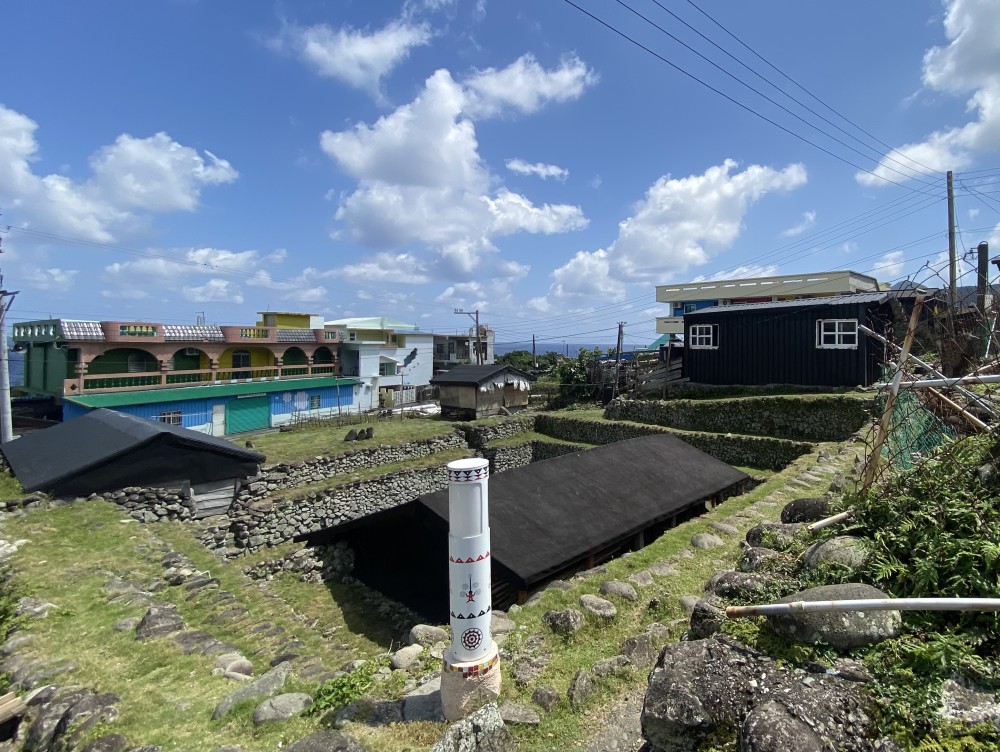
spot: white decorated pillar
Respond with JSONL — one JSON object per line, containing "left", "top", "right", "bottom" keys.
{"left": 440, "top": 457, "right": 501, "bottom": 720}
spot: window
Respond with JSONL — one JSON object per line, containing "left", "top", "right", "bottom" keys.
{"left": 158, "top": 410, "right": 182, "bottom": 426}
{"left": 309, "top": 394, "right": 321, "bottom": 409}
{"left": 379, "top": 362, "right": 397, "bottom": 376}
{"left": 816, "top": 319, "right": 858, "bottom": 349}
{"left": 684, "top": 303, "right": 698, "bottom": 313}
{"left": 689, "top": 324, "right": 718, "bottom": 349}
{"left": 127, "top": 353, "right": 147, "bottom": 373}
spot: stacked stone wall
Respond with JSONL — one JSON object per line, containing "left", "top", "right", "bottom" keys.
{"left": 457, "top": 416, "right": 537, "bottom": 449}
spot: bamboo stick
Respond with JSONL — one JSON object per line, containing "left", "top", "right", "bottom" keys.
{"left": 806, "top": 511, "right": 852, "bottom": 532}
{"left": 925, "top": 386, "right": 990, "bottom": 431}
{"left": 880, "top": 374, "right": 1000, "bottom": 389}
{"left": 727, "top": 597, "right": 1000, "bottom": 618}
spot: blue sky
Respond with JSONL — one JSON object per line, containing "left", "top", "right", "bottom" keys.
{"left": 2, "top": 0, "right": 999, "bottom": 351}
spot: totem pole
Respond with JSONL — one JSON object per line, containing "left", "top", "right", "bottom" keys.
{"left": 440, "top": 457, "right": 501, "bottom": 720}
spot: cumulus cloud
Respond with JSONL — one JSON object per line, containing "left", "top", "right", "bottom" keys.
{"left": 22, "top": 267, "right": 78, "bottom": 293}
{"left": 320, "top": 63, "right": 589, "bottom": 283}
{"left": 858, "top": 0, "right": 1000, "bottom": 185}
{"left": 505, "top": 158, "right": 569, "bottom": 180}
{"left": 692, "top": 264, "right": 780, "bottom": 282}
{"left": 337, "top": 252, "right": 431, "bottom": 284}
{"left": 270, "top": 19, "right": 431, "bottom": 97}
{"left": 184, "top": 278, "right": 243, "bottom": 304}
{"left": 534, "top": 160, "right": 807, "bottom": 307}
{"left": 873, "top": 250, "right": 906, "bottom": 279}
{"left": 463, "top": 54, "right": 597, "bottom": 118}
{"left": 780, "top": 210, "right": 816, "bottom": 237}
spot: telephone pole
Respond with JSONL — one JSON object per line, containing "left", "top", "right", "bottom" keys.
{"left": 613, "top": 321, "right": 625, "bottom": 400}
{"left": 454, "top": 309, "right": 483, "bottom": 365}
{"left": 0, "top": 235, "right": 18, "bottom": 443}
{"left": 947, "top": 170, "right": 957, "bottom": 336}
{"left": 532, "top": 334, "right": 536, "bottom": 369}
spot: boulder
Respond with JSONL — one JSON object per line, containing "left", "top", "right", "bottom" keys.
{"left": 592, "top": 655, "right": 631, "bottom": 677}
{"left": 745, "top": 522, "right": 805, "bottom": 551}
{"left": 285, "top": 731, "right": 365, "bottom": 752}
{"left": 408, "top": 624, "right": 448, "bottom": 647}
{"left": 626, "top": 570, "right": 655, "bottom": 587}
{"left": 767, "top": 584, "right": 901, "bottom": 650}
{"left": 709, "top": 522, "right": 739, "bottom": 537}
{"left": 737, "top": 547, "right": 781, "bottom": 573}
{"left": 780, "top": 497, "right": 831, "bottom": 524}
{"left": 649, "top": 562, "right": 679, "bottom": 577}
{"left": 600, "top": 581, "right": 639, "bottom": 602}
{"left": 344, "top": 429, "right": 358, "bottom": 441}
{"left": 532, "top": 685, "right": 559, "bottom": 712}
{"left": 710, "top": 571, "right": 772, "bottom": 599}
{"left": 212, "top": 661, "right": 293, "bottom": 720}
{"left": 739, "top": 700, "right": 824, "bottom": 752}
{"left": 579, "top": 594, "right": 617, "bottom": 620}
{"left": 402, "top": 676, "right": 444, "bottom": 722}
{"left": 498, "top": 701, "right": 541, "bottom": 726}
{"left": 429, "top": 703, "right": 516, "bottom": 752}
{"left": 135, "top": 605, "right": 186, "bottom": 641}
{"left": 490, "top": 613, "right": 516, "bottom": 635}
{"left": 332, "top": 698, "right": 403, "bottom": 728}
{"left": 621, "top": 633, "right": 659, "bottom": 668}
{"left": 253, "top": 693, "right": 313, "bottom": 724}
{"left": 567, "top": 668, "right": 593, "bottom": 711}
{"left": 82, "top": 735, "right": 129, "bottom": 752}
{"left": 689, "top": 599, "right": 726, "bottom": 639}
{"left": 691, "top": 533, "right": 724, "bottom": 550}
{"left": 939, "top": 677, "right": 1000, "bottom": 727}
{"left": 641, "top": 636, "right": 873, "bottom": 752}
{"left": 678, "top": 595, "right": 701, "bottom": 614}
{"left": 543, "top": 609, "right": 584, "bottom": 635}
{"left": 802, "top": 537, "right": 868, "bottom": 571}
{"left": 390, "top": 644, "right": 423, "bottom": 671}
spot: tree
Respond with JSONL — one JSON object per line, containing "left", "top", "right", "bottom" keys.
{"left": 495, "top": 350, "right": 534, "bottom": 371}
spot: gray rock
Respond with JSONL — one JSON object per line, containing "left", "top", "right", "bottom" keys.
{"left": 646, "top": 622, "right": 671, "bottom": 642}
{"left": 1, "top": 633, "right": 34, "bottom": 655}
{"left": 532, "top": 685, "right": 559, "bottom": 712}
{"left": 567, "top": 668, "right": 593, "bottom": 711}
{"left": 543, "top": 608, "right": 585, "bottom": 635}
{"left": 689, "top": 599, "right": 726, "bottom": 639}
{"left": 745, "top": 522, "right": 805, "bottom": 551}
{"left": 737, "top": 546, "right": 781, "bottom": 573}
{"left": 408, "top": 624, "right": 448, "bottom": 647}
{"left": 649, "top": 562, "right": 679, "bottom": 577}
{"left": 709, "top": 522, "right": 739, "bottom": 536}
{"left": 780, "top": 497, "right": 831, "bottom": 524}
{"left": 223, "top": 671, "right": 252, "bottom": 682}
{"left": 390, "top": 644, "right": 423, "bottom": 670}
{"left": 939, "top": 677, "right": 1000, "bottom": 727}
{"left": 83, "top": 734, "right": 129, "bottom": 752}
{"left": 16, "top": 597, "right": 58, "bottom": 619}
{"left": 710, "top": 571, "right": 772, "bottom": 599}
{"left": 579, "top": 594, "right": 616, "bottom": 619}
{"left": 429, "top": 703, "right": 515, "bottom": 752}
{"left": 600, "top": 580, "right": 639, "bottom": 602}
{"left": 212, "top": 661, "right": 293, "bottom": 720}
{"left": 498, "top": 701, "right": 541, "bottom": 726}
{"left": 24, "top": 688, "right": 91, "bottom": 752}
{"left": 626, "top": 570, "right": 655, "bottom": 587}
{"left": 252, "top": 693, "right": 313, "bottom": 724}
{"left": 113, "top": 617, "right": 141, "bottom": 633}
{"left": 802, "top": 536, "right": 868, "bottom": 570}
{"left": 135, "top": 604, "right": 186, "bottom": 641}
{"left": 739, "top": 700, "right": 824, "bottom": 752}
{"left": 402, "top": 676, "right": 444, "bottom": 722}
{"left": 285, "top": 731, "right": 365, "bottom": 752}
{"left": 641, "top": 636, "right": 873, "bottom": 752}
{"left": 621, "top": 633, "right": 659, "bottom": 668}
{"left": 767, "top": 584, "right": 901, "bottom": 650}
{"left": 592, "top": 655, "right": 631, "bottom": 677}
{"left": 332, "top": 698, "right": 403, "bottom": 728}
{"left": 678, "top": 595, "right": 701, "bottom": 614}
{"left": 490, "top": 613, "right": 516, "bottom": 635}
{"left": 690, "top": 533, "right": 724, "bottom": 550}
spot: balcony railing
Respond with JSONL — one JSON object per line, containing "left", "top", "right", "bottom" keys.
{"left": 63, "top": 364, "right": 342, "bottom": 395}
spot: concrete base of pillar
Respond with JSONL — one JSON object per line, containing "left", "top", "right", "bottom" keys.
{"left": 440, "top": 642, "right": 501, "bottom": 721}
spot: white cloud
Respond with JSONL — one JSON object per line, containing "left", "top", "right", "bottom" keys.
{"left": 320, "top": 64, "right": 589, "bottom": 282}
{"left": 534, "top": 160, "right": 807, "bottom": 307}
{"left": 336, "top": 252, "right": 431, "bottom": 284}
{"left": 184, "top": 278, "right": 243, "bottom": 304}
{"left": 463, "top": 54, "right": 597, "bottom": 118}
{"left": 857, "top": 0, "right": 1000, "bottom": 185}
{"left": 780, "top": 210, "right": 816, "bottom": 237}
{"left": 692, "top": 265, "right": 780, "bottom": 282}
{"left": 0, "top": 104, "right": 236, "bottom": 245}
{"left": 969, "top": 207, "right": 980, "bottom": 220}
{"left": 22, "top": 267, "right": 78, "bottom": 293}
{"left": 873, "top": 250, "right": 906, "bottom": 279}
{"left": 505, "top": 158, "right": 569, "bottom": 181}
{"left": 271, "top": 19, "right": 431, "bottom": 97}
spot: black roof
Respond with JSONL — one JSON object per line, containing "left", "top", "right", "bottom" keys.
{"left": 430, "top": 364, "right": 535, "bottom": 386}
{"left": 2, "top": 408, "right": 265, "bottom": 495}
{"left": 417, "top": 433, "right": 747, "bottom": 587}
{"left": 690, "top": 292, "right": 889, "bottom": 316}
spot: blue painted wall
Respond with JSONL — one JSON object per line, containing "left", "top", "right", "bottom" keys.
{"left": 671, "top": 299, "right": 719, "bottom": 316}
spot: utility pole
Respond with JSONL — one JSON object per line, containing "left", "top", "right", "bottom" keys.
{"left": 613, "top": 321, "right": 625, "bottom": 400}
{"left": 0, "top": 235, "right": 18, "bottom": 443}
{"left": 532, "top": 334, "right": 536, "bottom": 369}
{"left": 976, "top": 241, "right": 990, "bottom": 323}
{"left": 947, "top": 170, "right": 957, "bottom": 336}
{"left": 454, "top": 309, "right": 483, "bottom": 365}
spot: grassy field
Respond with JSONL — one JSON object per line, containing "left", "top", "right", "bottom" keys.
{"left": 244, "top": 417, "right": 458, "bottom": 465}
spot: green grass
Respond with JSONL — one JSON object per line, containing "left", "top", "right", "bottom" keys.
{"left": 486, "top": 432, "right": 593, "bottom": 450}
{"left": 245, "top": 417, "right": 458, "bottom": 465}
{"left": 0, "top": 474, "right": 23, "bottom": 501}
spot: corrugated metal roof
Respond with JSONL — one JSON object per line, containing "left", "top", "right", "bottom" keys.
{"left": 65, "top": 376, "right": 360, "bottom": 408}
{"left": 59, "top": 320, "right": 105, "bottom": 340}
{"left": 276, "top": 329, "right": 316, "bottom": 343}
{"left": 689, "top": 292, "right": 889, "bottom": 316}
{"left": 163, "top": 325, "right": 225, "bottom": 341}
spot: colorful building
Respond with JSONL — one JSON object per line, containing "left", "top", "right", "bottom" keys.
{"left": 14, "top": 311, "right": 361, "bottom": 435}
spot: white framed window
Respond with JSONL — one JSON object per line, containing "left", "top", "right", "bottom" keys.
{"left": 379, "top": 362, "right": 397, "bottom": 376}
{"left": 816, "top": 319, "right": 859, "bottom": 349}
{"left": 158, "top": 410, "right": 182, "bottom": 426}
{"left": 689, "top": 324, "right": 718, "bottom": 349}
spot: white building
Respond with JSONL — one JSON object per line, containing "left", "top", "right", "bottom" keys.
{"left": 326, "top": 316, "right": 435, "bottom": 411}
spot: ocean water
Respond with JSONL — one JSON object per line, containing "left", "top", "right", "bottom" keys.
{"left": 494, "top": 343, "right": 618, "bottom": 358}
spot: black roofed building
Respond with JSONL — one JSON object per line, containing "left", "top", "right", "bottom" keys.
{"left": 430, "top": 364, "right": 535, "bottom": 420}
{"left": 313, "top": 433, "right": 750, "bottom": 616}
{"left": 683, "top": 292, "right": 897, "bottom": 387}
{"left": 2, "top": 408, "right": 264, "bottom": 512}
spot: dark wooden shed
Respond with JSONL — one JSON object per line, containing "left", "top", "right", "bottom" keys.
{"left": 431, "top": 365, "right": 535, "bottom": 420}
{"left": 683, "top": 292, "right": 894, "bottom": 387}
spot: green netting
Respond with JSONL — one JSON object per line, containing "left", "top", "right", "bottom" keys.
{"left": 876, "top": 367, "right": 956, "bottom": 470}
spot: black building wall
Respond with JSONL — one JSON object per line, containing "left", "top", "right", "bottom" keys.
{"left": 684, "top": 301, "right": 890, "bottom": 387}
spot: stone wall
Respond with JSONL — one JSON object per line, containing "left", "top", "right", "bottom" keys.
{"left": 242, "top": 542, "right": 355, "bottom": 582}
{"left": 604, "top": 396, "right": 872, "bottom": 443}
{"left": 103, "top": 486, "right": 195, "bottom": 522}
{"left": 456, "top": 416, "right": 537, "bottom": 449}
{"left": 482, "top": 440, "right": 583, "bottom": 473}
{"left": 534, "top": 415, "right": 812, "bottom": 471}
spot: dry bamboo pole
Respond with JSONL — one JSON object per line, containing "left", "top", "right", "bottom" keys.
{"left": 860, "top": 295, "right": 925, "bottom": 492}
{"left": 925, "top": 386, "right": 990, "bottom": 431}
{"left": 882, "top": 374, "right": 1000, "bottom": 389}
{"left": 727, "top": 597, "right": 1000, "bottom": 618}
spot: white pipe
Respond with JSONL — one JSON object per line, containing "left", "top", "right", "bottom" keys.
{"left": 806, "top": 511, "right": 852, "bottom": 532}
{"left": 878, "top": 374, "right": 1000, "bottom": 389}
{"left": 726, "top": 597, "right": 1000, "bottom": 618}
